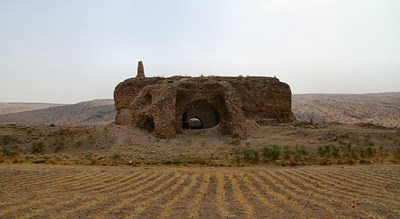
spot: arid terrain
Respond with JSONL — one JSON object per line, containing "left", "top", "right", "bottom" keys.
{"left": 0, "top": 102, "right": 65, "bottom": 115}
{"left": 0, "top": 99, "right": 115, "bottom": 125}
{"left": 1, "top": 122, "right": 399, "bottom": 166}
{"left": 0, "top": 93, "right": 399, "bottom": 128}
{"left": 293, "top": 92, "right": 400, "bottom": 128}
{"left": 1, "top": 92, "right": 400, "bottom": 218}
{"left": 1, "top": 164, "right": 399, "bottom": 218}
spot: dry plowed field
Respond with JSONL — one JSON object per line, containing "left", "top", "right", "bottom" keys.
{"left": 0, "top": 164, "right": 399, "bottom": 218}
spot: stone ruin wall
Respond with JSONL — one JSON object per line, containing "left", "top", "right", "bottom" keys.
{"left": 114, "top": 64, "right": 295, "bottom": 138}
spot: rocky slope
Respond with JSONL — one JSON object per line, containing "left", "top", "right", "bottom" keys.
{"left": 0, "top": 103, "right": 65, "bottom": 115}
{"left": 0, "top": 99, "right": 115, "bottom": 125}
{"left": 292, "top": 92, "right": 400, "bottom": 128}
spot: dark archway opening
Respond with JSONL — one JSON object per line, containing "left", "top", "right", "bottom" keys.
{"left": 182, "top": 100, "right": 220, "bottom": 129}
{"left": 144, "top": 117, "right": 155, "bottom": 132}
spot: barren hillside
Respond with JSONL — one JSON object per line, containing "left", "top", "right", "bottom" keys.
{"left": 0, "top": 102, "right": 65, "bottom": 115}
{"left": 293, "top": 92, "right": 400, "bottom": 127}
{"left": 0, "top": 100, "right": 115, "bottom": 125}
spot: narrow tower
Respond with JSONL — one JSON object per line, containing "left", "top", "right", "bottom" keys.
{"left": 136, "top": 61, "right": 145, "bottom": 78}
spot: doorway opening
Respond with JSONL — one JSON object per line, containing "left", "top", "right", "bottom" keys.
{"left": 182, "top": 100, "right": 220, "bottom": 129}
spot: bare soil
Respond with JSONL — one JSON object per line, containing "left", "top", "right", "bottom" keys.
{"left": 1, "top": 122, "right": 399, "bottom": 166}
{"left": 1, "top": 122, "right": 400, "bottom": 218}
{"left": 0, "top": 163, "right": 399, "bottom": 218}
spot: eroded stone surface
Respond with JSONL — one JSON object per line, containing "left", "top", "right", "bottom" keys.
{"left": 114, "top": 67, "right": 295, "bottom": 138}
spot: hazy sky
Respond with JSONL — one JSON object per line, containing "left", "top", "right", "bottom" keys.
{"left": 1, "top": 0, "right": 399, "bottom": 103}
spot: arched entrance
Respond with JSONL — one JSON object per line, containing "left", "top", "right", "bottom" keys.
{"left": 182, "top": 100, "right": 220, "bottom": 129}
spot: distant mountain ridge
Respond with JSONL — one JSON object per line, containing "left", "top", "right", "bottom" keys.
{"left": 0, "top": 99, "right": 115, "bottom": 125}
{"left": 0, "top": 102, "right": 65, "bottom": 115}
{"left": 0, "top": 93, "right": 399, "bottom": 127}
{"left": 292, "top": 92, "right": 400, "bottom": 128}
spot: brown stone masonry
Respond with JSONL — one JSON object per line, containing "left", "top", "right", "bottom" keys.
{"left": 114, "top": 62, "right": 295, "bottom": 138}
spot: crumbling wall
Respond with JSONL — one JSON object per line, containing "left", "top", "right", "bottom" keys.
{"left": 218, "top": 77, "right": 295, "bottom": 122}
{"left": 114, "top": 74, "right": 294, "bottom": 138}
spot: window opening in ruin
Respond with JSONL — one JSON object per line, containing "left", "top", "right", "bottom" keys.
{"left": 145, "top": 118, "right": 155, "bottom": 131}
{"left": 181, "top": 100, "right": 220, "bottom": 129}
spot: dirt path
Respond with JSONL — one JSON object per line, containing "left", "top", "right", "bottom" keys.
{"left": 0, "top": 164, "right": 399, "bottom": 218}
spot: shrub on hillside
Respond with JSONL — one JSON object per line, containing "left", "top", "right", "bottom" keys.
{"left": 32, "top": 141, "right": 45, "bottom": 154}
{"left": 243, "top": 149, "right": 260, "bottom": 164}
{"left": 262, "top": 145, "right": 281, "bottom": 161}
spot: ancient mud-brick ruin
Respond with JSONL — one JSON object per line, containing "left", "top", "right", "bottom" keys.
{"left": 114, "top": 62, "right": 295, "bottom": 138}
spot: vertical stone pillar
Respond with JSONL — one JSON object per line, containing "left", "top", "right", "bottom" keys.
{"left": 137, "top": 61, "right": 145, "bottom": 78}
